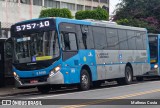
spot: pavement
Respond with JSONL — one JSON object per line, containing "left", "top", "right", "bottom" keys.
{"left": 0, "top": 86, "right": 37, "bottom": 96}
{"left": 0, "top": 80, "right": 160, "bottom": 108}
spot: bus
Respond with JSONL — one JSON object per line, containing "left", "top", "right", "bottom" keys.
{"left": 0, "top": 22, "right": 14, "bottom": 87}
{"left": 0, "top": 38, "right": 13, "bottom": 87}
{"left": 148, "top": 34, "right": 160, "bottom": 76}
{"left": 10, "top": 17, "right": 151, "bottom": 93}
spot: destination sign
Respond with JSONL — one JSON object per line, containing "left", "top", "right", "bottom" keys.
{"left": 11, "top": 19, "right": 55, "bottom": 35}
{"left": 16, "top": 20, "right": 50, "bottom": 32}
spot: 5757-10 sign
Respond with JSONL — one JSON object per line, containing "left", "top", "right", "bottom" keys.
{"left": 16, "top": 21, "right": 50, "bottom": 32}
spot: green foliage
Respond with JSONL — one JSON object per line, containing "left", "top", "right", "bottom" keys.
{"left": 116, "top": 18, "right": 158, "bottom": 33}
{"left": 114, "top": 0, "right": 160, "bottom": 33}
{"left": 75, "top": 7, "right": 109, "bottom": 20}
{"left": 116, "top": 19, "right": 129, "bottom": 25}
{"left": 39, "top": 8, "right": 72, "bottom": 18}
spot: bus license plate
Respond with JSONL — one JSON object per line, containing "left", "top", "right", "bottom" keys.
{"left": 30, "top": 80, "right": 38, "bottom": 84}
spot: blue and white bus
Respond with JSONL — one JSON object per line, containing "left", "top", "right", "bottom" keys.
{"left": 148, "top": 34, "right": 160, "bottom": 76}
{"left": 11, "top": 17, "right": 150, "bottom": 93}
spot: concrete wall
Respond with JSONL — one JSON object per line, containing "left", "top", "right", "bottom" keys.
{"left": 0, "top": 1, "right": 42, "bottom": 28}
{"left": 0, "top": 0, "right": 109, "bottom": 28}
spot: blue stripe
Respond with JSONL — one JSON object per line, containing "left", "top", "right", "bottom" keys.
{"left": 96, "top": 62, "right": 149, "bottom": 66}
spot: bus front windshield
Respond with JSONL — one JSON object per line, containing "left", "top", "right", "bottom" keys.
{"left": 13, "top": 30, "right": 59, "bottom": 64}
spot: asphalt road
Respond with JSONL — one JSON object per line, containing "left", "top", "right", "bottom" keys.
{"left": 1, "top": 79, "right": 160, "bottom": 108}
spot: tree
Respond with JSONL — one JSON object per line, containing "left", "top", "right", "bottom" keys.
{"left": 39, "top": 8, "right": 73, "bottom": 19}
{"left": 75, "top": 7, "right": 109, "bottom": 20}
{"left": 114, "top": 0, "right": 160, "bottom": 33}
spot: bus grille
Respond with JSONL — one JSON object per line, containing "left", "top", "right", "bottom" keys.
{"left": 20, "top": 75, "right": 48, "bottom": 84}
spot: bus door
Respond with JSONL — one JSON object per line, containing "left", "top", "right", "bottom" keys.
{"left": 0, "top": 40, "right": 5, "bottom": 87}
{"left": 60, "top": 23, "right": 80, "bottom": 83}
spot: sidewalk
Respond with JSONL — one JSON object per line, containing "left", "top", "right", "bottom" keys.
{"left": 0, "top": 86, "right": 37, "bottom": 97}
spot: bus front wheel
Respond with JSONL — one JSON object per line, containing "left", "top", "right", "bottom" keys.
{"left": 37, "top": 85, "right": 51, "bottom": 94}
{"left": 79, "top": 69, "right": 91, "bottom": 91}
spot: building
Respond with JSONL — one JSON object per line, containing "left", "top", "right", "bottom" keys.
{"left": 0, "top": 0, "right": 109, "bottom": 38}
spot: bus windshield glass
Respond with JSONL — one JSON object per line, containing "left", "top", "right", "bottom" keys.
{"left": 13, "top": 30, "right": 59, "bottom": 63}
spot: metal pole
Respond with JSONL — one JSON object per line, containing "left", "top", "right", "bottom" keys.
{"left": 5, "top": 0, "right": 8, "bottom": 24}
{"left": 18, "top": 0, "right": 21, "bottom": 21}
{"left": 30, "top": 0, "right": 33, "bottom": 19}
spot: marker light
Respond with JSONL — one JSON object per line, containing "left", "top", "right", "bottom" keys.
{"left": 154, "top": 64, "right": 158, "bottom": 69}
{"left": 13, "top": 72, "right": 17, "bottom": 77}
{"left": 55, "top": 66, "right": 61, "bottom": 72}
{"left": 49, "top": 66, "right": 61, "bottom": 77}
{"left": 13, "top": 72, "right": 19, "bottom": 80}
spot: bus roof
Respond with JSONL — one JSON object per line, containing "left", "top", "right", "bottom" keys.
{"left": 55, "top": 17, "right": 146, "bottom": 32}
{"left": 13, "top": 17, "right": 147, "bottom": 32}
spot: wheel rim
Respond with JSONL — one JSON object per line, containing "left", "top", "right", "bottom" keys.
{"left": 126, "top": 68, "right": 132, "bottom": 82}
{"left": 82, "top": 74, "right": 89, "bottom": 88}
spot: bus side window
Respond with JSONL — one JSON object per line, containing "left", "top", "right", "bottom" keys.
{"left": 61, "top": 32, "right": 78, "bottom": 51}
{"left": 81, "top": 25, "right": 88, "bottom": 49}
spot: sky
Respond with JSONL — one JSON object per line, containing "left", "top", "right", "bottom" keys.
{"left": 109, "top": 0, "right": 121, "bottom": 15}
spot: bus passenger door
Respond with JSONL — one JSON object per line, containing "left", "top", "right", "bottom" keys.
{"left": 60, "top": 23, "right": 80, "bottom": 83}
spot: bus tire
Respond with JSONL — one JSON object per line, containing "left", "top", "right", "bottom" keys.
{"left": 37, "top": 85, "right": 51, "bottom": 94}
{"left": 136, "top": 77, "right": 144, "bottom": 81}
{"left": 124, "top": 66, "right": 133, "bottom": 84}
{"left": 117, "top": 66, "right": 133, "bottom": 85}
{"left": 79, "top": 69, "right": 91, "bottom": 91}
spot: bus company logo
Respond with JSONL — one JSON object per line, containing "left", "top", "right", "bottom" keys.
{"left": 36, "top": 71, "right": 46, "bottom": 75}
{"left": 88, "top": 52, "right": 93, "bottom": 57}
{"left": 2, "top": 100, "right": 11, "bottom": 105}
{"left": 98, "top": 53, "right": 109, "bottom": 58}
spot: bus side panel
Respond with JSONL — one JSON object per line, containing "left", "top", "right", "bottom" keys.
{"left": 133, "top": 50, "right": 150, "bottom": 76}
{"left": 79, "top": 50, "right": 97, "bottom": 81}
{"left": 62, "top": 52, "right": 81, "bottom": 84}
{"left": 119, "top": 50, "right": 135, "bottom": 76}
{"left": 95, "top": 50, "right": 123, "bottom": 80}
{"left": 62, "top": 50, "right": 97, "bottom": 84}
{"left": 133, "top": 50, "right": 143, "bottom": 76}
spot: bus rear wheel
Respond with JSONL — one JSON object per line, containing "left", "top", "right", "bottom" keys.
{"left": 117, "top": 66, "right": 133, "bottom": 85}
{"left": 124, "top": 66, "right": 133, "bottom": 84}
{"left": 79, "top": 69, "right": 91, "bottom": 91}
{"left": 37, "top": 85, "right": 51, "bottom": 94}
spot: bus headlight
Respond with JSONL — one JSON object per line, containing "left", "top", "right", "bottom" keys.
{"left": 154, "top": 64, "right": 158, "bottom": 69}
{"left": 13, "top": 72, "right": 19, "bottom": 80}
{"left": 49, "top": 66, "right": 61, "bottom": 77}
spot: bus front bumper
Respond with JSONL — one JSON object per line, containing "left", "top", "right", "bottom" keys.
{"left": 15, "top": 71, "right": 64, "bottom": 88}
